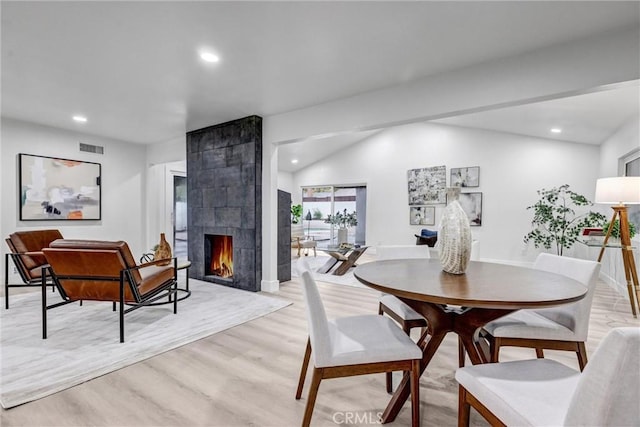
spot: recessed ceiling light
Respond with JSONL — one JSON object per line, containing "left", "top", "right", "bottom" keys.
{"left": 550, "top": 127, "right": 562, "bottom": 134}
{"left": 73, "top": 115, "right": 87, "bottom": 123}
{"left": 291, "top": 159, "right": 299, "bottom": 164}
{"left": 199, "top": 52, "right": 220, "bottom": 63}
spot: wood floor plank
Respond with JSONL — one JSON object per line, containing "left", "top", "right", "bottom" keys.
{"left": 2, "top": 257, "right": 638, "bottom": 427}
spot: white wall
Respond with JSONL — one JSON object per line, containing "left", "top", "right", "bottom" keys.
{"left": 599, "top": 116, "right": 639, "bottom": 177}
{"left": 293, "top": 122, "right": 601, "bottom": 265}
{"left": 1, "top": 117, "right": 148, "bottom": 280}
{"left": 277, "top": 171, "right": 294, "bottom": 198}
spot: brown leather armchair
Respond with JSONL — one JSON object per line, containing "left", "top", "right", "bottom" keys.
{"left": 5, "top": 229, "right": 63, "bottom": 309}
{"left": 42, "top": 239, "right": 178, "bottom": 343}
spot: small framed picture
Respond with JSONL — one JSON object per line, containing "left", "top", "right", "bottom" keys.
{"left": 410, "top": 206, "right": 436, "bottom": 226}
{"left": 450, "top": 166, "right": 480, "bottom": 188}
{"left": 448, "top": 192, "right": 483, "bottom": 226}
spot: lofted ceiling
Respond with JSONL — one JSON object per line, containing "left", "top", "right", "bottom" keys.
{"left": 2, "top": 1, "right": 639, "bottom": 172}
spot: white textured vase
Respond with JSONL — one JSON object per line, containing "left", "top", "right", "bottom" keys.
{"left": 439, "top": 200, "right": 472, "bottom": 274}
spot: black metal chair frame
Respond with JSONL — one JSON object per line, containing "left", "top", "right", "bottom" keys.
{"left": 5, "top": 252, "right": 55, "bottom": 309}
{"left": 42, "top": 258, "right": 179, "bottom": 343}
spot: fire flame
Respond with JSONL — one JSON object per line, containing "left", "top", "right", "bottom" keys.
{"left": 210, "top": 235, "right": 233, "bottom": 278}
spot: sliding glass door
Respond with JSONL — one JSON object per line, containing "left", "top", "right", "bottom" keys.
{"left": 302, "top": 185, "right": 366, "bottom": 246}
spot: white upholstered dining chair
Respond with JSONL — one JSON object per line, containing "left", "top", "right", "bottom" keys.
{"left": 455, "top": 327, "right": 640, "bottom": 427}
{"left": 480, "top": 253, "right": 601, "bottom": 370}
{"left": 295, "top": 257, "right": 423, "bottom": 427}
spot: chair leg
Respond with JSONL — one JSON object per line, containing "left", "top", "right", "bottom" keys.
{"left": 490, "top": 337, "right": 500, "bottom": 363}
{"left": 576, "top": 342, "right": 588, "bottom": 371}
{"left": 296, "top": 338, "right": 312, "bottom": 399}
{"left": 535, "top": 348, "right": 544, "bottom": 359}
{"left": 386, "top": 372, "right": 394, "bottom": 394}
{"left": 4, "top": 258, "right": 9, "bottom": 309}
{"left": 173, "top": 281, "right": 178, "bottom": 314}
{"left": 119, "top": 279, "right": 125, "bottom": 343}
{"left": 458, "top": 337, "right": 465, "bottom": 367}
{"left": 410, "top": 359, "right": 420, "bottom": 427}
{"left": 42, "top": 274, "right": 48, "bottom": 339}
{"left": 458, "top": 386, "right": 471, "bottom": 427}
{"left": 301, "top": 367, "right": 323, "bottom": 427}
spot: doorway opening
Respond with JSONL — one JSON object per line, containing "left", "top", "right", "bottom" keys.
{"left": 173, "top": 175, "right": 188, "bottom": 258}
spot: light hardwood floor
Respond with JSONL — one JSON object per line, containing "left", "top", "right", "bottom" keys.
{"left": 2, "top": 256, "right": 638, "bottom": 427}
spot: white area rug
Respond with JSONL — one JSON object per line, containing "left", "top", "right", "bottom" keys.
{"left": 292, "top": 255, "right": 366, "bottom": 288}
{"left": 0, "top": 280, "right": 291, "bottom": 409}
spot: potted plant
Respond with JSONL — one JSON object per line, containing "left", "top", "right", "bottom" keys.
{"left": 524, "top": 184, "right": 606, "bottom": 256}
{"left": 602, "top": 219, "right": 637, "bottom": 241}
{"left": 325, "top": 209, "right": 357, "bottom": 244}
{"left": 291, "top": 204, "right": 302, "bottom": 224}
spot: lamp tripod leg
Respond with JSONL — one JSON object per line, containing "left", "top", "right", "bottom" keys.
{"left": 619, "top": 207, "right": 638, "bottom": 318}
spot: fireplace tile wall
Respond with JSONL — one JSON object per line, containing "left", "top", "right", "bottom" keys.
{"left": 187, "top": 116, "right": 262, "bottom": 292}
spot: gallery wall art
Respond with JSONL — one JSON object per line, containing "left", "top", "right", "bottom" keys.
{"left": 410, "top": 206, "right": 436, "bottom": 225}
{"left": 450, "top": 166, "right": 480, "bottom": 188}
{"left": 448, "top": 192, "right": 483, "bottom": 226}
{"left": 407, "top": 165, "right": 446, "bottom": 205}
{"left": 19, "top": 153, "right": 101, "bottom": 221}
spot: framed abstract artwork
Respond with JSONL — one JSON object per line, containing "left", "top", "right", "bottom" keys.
{"left": 450, "top": 166, "right": 480, "bottom": 188}
{"left": 19, "top": 153, "right": 101, "bottom": 220}
{"left": 410, "top": 206, "right": 436, "bottom": 225}
{"left": 407, "top": 165, "right": 446, "bottom": 205}
{"left": 448, "top": 192, "right": 483, "bottom": 226}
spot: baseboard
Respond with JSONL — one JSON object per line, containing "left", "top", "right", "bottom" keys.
{"left": 261, "top": 279, "right": 279, "bottom": 293}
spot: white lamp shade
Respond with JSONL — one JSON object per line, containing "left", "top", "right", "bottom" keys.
{"left": 594, "top": 177, "right": 640, "bottom": 204}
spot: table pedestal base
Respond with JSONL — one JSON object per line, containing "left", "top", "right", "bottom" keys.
{"left": 381, "top": 300, "right": 515, "bottom": 424}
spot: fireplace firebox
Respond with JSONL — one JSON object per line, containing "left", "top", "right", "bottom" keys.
{"left": 205, "top": 234, "right": 233, "bottom": 279}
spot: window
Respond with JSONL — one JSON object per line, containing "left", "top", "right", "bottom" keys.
{"left": 622, "top": 149, "right": 640, "bottom": 234}
{"left": 301, "top": 185, "right": 366, "bottom": 245}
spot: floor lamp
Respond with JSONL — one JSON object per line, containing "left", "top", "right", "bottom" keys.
{"left": 595, "top": 177, "right": 640, "bottom": 317}
{"left": 305, "top": 210, "right": 312, "bottom": 236}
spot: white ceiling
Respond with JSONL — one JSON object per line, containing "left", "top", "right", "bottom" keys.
{"left": 2, "top": 1, "right": 639, "bottom": 171}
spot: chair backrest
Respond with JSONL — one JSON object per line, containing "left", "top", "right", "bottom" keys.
{"left": 42, "top": 248, "right": 135, "bottom": 301}
{"left": 43, "top": 240, "right": 145, "bottom": 302}
{"left": 49, "top": 239, "right": 142, "bottom": 283}
{"left": 532, "top": 253, "right": 600, "bottom": 340}
{"left": 296, "top": 257, "right": 332, "bottom": 367}
{"left": 377, "top": 245, "right": 430, "bottom": 260}
{"left": 564, "top": 327, "right": 640, "bottom": 425}
{"left": 7, "top": 229, "right": 63, "bottom": 280}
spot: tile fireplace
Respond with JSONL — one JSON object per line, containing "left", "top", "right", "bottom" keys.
{"left": 187, "top": 115, "right": 262, "bottom": 291}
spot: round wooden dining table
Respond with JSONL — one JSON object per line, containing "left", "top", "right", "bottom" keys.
{"left": 354, "top": 258, "right": 588, "bottom": 424}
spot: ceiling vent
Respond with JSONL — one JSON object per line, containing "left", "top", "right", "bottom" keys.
{"left": 79, "top": 143, "right": 104, "bottom": 154}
